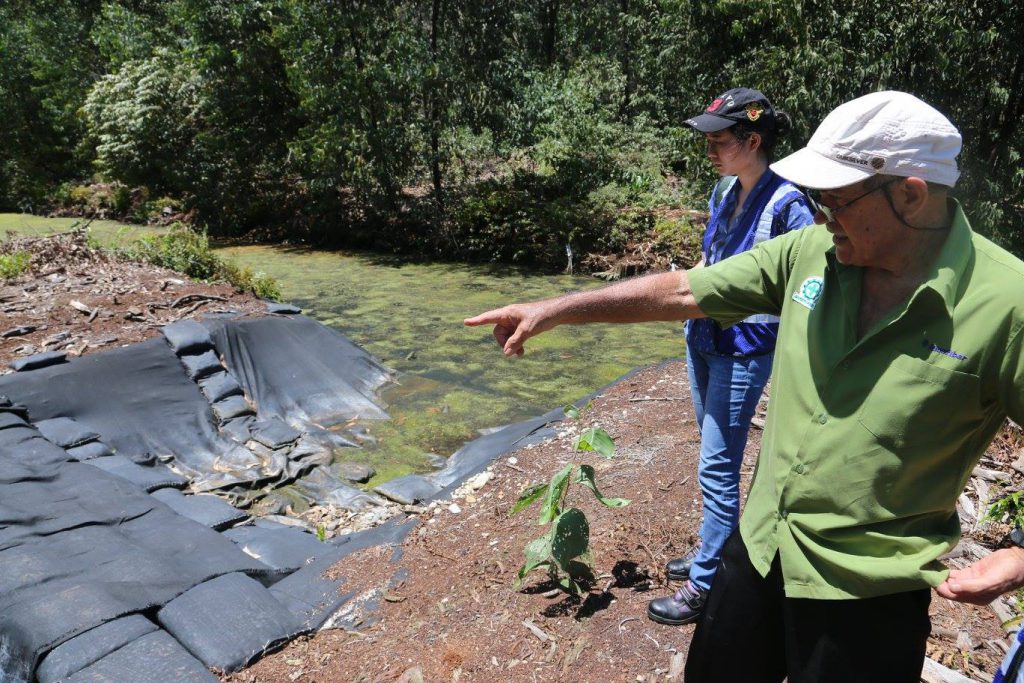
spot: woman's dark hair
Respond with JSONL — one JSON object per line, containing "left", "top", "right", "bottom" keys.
{"left": 732, "top": 110, "right": 792, "bottom": 159}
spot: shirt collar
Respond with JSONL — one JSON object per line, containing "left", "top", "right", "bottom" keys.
{"left": 719, "top": 169, "right": 781, "bottom": 213}
{"left": 823, "top": 199, "right": 973, "bottom": 317}
{"left": 922, "top": 198, "right": 972, "bottom": 316}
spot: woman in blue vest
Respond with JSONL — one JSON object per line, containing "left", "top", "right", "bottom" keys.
{"left": 648, "top": 88, "right": 814, "bottom": 626}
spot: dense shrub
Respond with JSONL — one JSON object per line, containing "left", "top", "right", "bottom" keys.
{"left": 1, "top": 1, "right": 1022, "bottom": 265}
{"left": 119, "top": 224, "right": 281, "bottom": 300}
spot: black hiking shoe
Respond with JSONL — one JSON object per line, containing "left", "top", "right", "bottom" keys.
{"left": 646, "top": 580, "right": 708, "bottom": 626}
{"left": 665, "top": 544, "right": 701, "bottom": 581}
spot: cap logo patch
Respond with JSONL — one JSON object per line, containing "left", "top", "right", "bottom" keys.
{"left": 745, "top": 103, "right": 764, "bottom": 121}
{"left": 706, "top": 98, "right": 724, "bottom": 113}
{"left": 833, "top": 152, "right": 870, "bottom": 167}
{"left": 870, "top": 157, "right": 885, "bottom": 170}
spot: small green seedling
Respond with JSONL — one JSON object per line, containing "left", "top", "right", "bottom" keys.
{"left": 985, "top": 489, "right": 1024, "bottom": 527}
{"left": 510, "top": 405, "right": 630, "bottom": 594}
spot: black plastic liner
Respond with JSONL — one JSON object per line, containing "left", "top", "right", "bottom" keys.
{"left": 0, "top": 313, "right": 626, "bottom": 682}
{"left": 0, "top": 338, "right": 254, "bottom": 490}
{"left": 205, "top": 315, "right": 390, "bottom": 427}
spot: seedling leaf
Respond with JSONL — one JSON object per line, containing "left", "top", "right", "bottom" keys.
{"left": 576, "top": 464, "right": 631, "bottom": 508}
{"left": 573, "top": 427, "right": 615, "bottom": 458}
{"left": 551, "top": 508, "right": 590, "bottom": 572}
{"left": 510, "top": 482, "right": 548, "bottom": 515}
{"left": 537, "top": 464, "right": 574, "bottom": 524}
{"left": 562, "top": 404, "right": 580, "bottom": 420}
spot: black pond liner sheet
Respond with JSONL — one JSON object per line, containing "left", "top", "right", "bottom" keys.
{"left": 0, "top": 312, "right": 632, "bottom": 682}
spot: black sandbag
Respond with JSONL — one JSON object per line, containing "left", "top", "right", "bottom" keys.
{"left": 249, "top": 418, "right": 300, "bottom": 449}
{"left": 212, "top": 394, "right": 253, "bottom": 422}
{"left": 0, "top": 481, "right": 275, "bottom": 674}
{"left": 270, "top": 518, "right": 415, "bottom": 630}
{"left": 34, "top": 417, "right": 100, "bottom": 449}
{"left": 0, "top": 426, "right": 70, "bottom": 473}
{"left": 0, "top": 401, "right": 29, "bottom": 420}
{"left": 36, "top": 614, "right": 157, "bottom": 683}
{"left": 197, "top": 371, "right": 243, "bottom": 403}
{"left": 9, "top": 351, "right": 66, "bottom": 372}
{"left": 86, "top": 455, "right": 187, "bottom": 492}
{"left": 150, "top": 488, "right": 248, "bottom": 531}
{"left": 205, "top": 315, "right": 390, "bottom": 427}
{"left": 161, "top": 320, "right": 214, "bottom": 355}
{"left": 265, "top": 302, "right": 301, "bottom": 314}
{"left": 0, "top": 338, "right": 256, "bottom": 489}
{"left": 0, "top": 411, "right": 28, "bottom": 430}
{"left": 179, "top": 349, "right": 222, "bottom": 381}
{"left": 223, "top": 525, "right": 327, "bottom": 573}
{"left": 292, "top": 465, "right": 387, "bottom": 510}
{"left": 285, "top": 435, "right": 334, "bottom": 468}
{"left": 373, "top": 474, "right": 442, "bottom": 505}
{"left": 157, "top": 572, "right": 302, "bottom": 672}
{"left": 62, "top": 629, "right": 218, "bottom": 683}
{"left": 0, "top": 462, "right": 155, "bottom": 552}
{"left": 65, "top": 440, "right": 115, "bottom": 461}
{"left": 219, "top": 415, "right": 256, "bottom": 443}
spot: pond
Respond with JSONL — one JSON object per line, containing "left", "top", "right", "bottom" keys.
{"left": 218, "top": 245, "right": 683, "bottom": 486}
{"left": 1, "top": 213, "right": 684, "bottom": 487}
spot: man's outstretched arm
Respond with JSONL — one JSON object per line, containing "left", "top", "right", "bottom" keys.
{"left": 464, "top": 270, "right": 705, "bottom": 357}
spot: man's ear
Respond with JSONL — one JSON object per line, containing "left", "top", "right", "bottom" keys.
{"left": 896, "top": 176, "right": 929, "bottom": 214}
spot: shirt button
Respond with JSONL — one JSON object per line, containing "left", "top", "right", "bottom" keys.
{"left": 818, "top": 414, "right": 828, "bottom": 424}
{"left": 841, "top": 360, "right": 851, "bottom": 369}
{"left": 780, "top": 510, "right": 789, "bottom": 520}
{"left": 794, "top": 464, "right": 805, "bottom": 474}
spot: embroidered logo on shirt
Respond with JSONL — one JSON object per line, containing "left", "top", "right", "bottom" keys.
{"left": 922, "top": 338, "right": 968, "bottom": 361}
{"left": 792, "top": 276, "right": 824, "bottom": 310}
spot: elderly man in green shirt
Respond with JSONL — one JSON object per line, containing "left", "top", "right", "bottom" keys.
{"left": 466, "top": 91, "right": 1024, "bottom": 682}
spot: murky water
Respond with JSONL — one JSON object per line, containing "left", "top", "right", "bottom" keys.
{"left": 1, "top": 213, "right": 683, "bottom": 486}
{"left": 218, "top": 245, "right": 683, "bottom": 485}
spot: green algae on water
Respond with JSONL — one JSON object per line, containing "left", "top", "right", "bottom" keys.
{"left": 219, "top": 244, "right": 683, "bottom": 484}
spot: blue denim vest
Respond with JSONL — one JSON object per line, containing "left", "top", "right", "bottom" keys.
{"left": 686, "top": 170, "right": 811, "bottom": 357}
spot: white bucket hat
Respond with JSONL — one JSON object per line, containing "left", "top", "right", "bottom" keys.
{"left": 771, "top": 91, "right": 961, "bottom": 190}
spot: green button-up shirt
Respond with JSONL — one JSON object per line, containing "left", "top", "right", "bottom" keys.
{"left": 689, "top": 200, "right": 1024, "bottom": 599}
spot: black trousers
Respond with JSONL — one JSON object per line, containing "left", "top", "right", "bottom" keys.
{"left": 685, "top": 531, "right": 932, "bottom": 683}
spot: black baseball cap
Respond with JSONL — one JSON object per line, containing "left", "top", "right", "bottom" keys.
{"left": 684, "top": 87, "right": 776, "bottom": 133}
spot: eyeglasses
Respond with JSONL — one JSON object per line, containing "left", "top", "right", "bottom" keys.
{"left": 705, "top": 137, "right": 742, "bottom": 155}
{"left": 803, "top": 179, "right": 897, "bottom": 222}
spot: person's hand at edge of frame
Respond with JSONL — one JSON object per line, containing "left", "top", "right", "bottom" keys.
{"left": 935, "top": 546, "right": 1024, "bottom": 605}
{"left": 464, "top": 302, "right": 555, "bottom": 358}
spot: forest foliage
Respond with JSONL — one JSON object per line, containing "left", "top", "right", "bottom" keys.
{"left": 1, "top": 1, "right": 1022, "bottom": 268}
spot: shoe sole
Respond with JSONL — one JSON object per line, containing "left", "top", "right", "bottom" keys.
{"left": 646, "top": 605, "right": 702, "bottom": 626}
{"left": 666, "top": 570, "right": 689, "bottom": 581}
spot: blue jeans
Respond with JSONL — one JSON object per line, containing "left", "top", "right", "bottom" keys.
{"left": 685, "top": 341, "right": 772, "bottom": 591}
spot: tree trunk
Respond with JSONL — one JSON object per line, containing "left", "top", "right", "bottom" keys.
{"left": 429, "top": 0, "right": 444, "bottom": 212}
{"left": 619, "top": 0, "right": 635, "bottom": 121}
{"left": 542, "top": 0, "right": 559, "bottom": 66}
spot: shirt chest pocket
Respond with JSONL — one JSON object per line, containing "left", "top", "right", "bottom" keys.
{"left": 857, "top": 356, "right": 982, "bottom": 454}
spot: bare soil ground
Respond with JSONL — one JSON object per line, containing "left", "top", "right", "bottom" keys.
{"left": 0, "top": 229, "right": 267, "bottom": 369}
{"left": 3, "top": 232, "right": 1018, "bottom": 682}
{"left": 229, "top": 362, "right": 1019, "bottom": 683}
